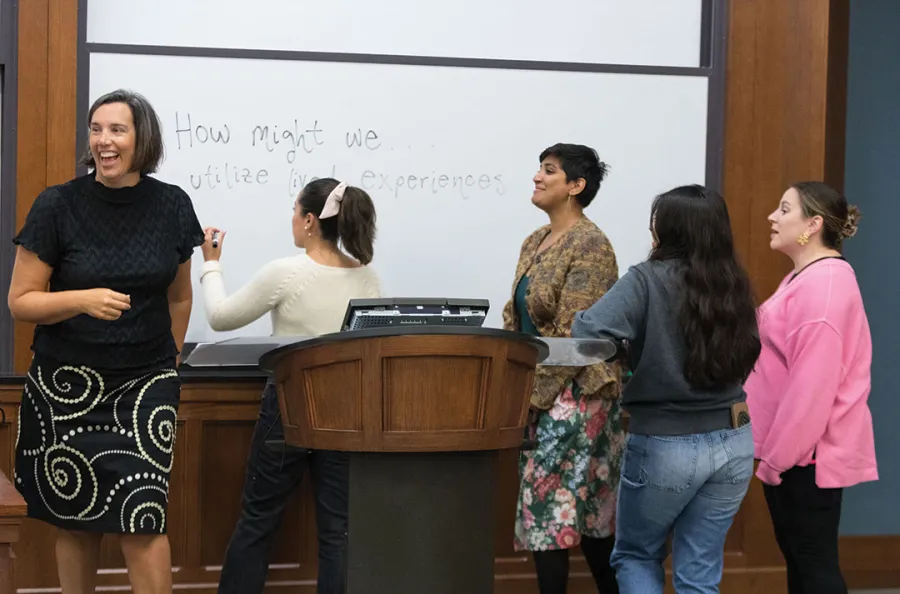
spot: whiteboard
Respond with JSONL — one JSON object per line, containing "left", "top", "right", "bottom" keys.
{"left": 89, "top": 53, "right": 708, "bottom": 343}
{"left": 87, "top": 0, "right": 704, "bottom": 68}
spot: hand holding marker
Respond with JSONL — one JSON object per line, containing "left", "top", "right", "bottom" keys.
{"left": 201, "top": 226, "right": 225, "bottom": 262}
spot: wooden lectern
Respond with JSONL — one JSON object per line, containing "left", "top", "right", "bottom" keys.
{"left": 185, "top": 327, "right": 612, "bottom": 593}
{"left": 257, "top": 326, "right": 548, "bottom": 594}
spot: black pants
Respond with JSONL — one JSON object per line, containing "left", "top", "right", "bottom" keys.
{"left": 533, "top": 535, "right": 618, "bottom": 594}
{"left": 763, "top": 465, "right": 847, "bottom": 594}
{"left": 218, "top": 383, "right": 349, "bottom": 594}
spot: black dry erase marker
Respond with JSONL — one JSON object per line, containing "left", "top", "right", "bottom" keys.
{"left": 212, "top": 232, "right": 219, "bottom": 248}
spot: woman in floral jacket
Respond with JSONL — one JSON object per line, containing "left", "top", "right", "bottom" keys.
{"left": 502, "top": 143, "right": 623, "bottom": 594}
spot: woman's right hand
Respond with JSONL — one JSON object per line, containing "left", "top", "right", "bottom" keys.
{"left": 79, "top": 288, "right": 131, "bottom": 320}
{"left": 201, "top": 226, "right": 225, "bottom": 262}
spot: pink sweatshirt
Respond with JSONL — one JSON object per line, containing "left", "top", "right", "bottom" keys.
{"left": 745, "top": 258, "right": 878, "bottom": 488}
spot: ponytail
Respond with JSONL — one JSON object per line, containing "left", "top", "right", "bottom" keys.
{"left": 300, "top": 178, "right": 377, "bottom": 264}
{"left": 336, "top": 186, "right": 376, "bottom": 265}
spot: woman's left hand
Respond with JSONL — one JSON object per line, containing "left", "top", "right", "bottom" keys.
{"left": 201, "top": 226, "right": 226, "bottom": 262}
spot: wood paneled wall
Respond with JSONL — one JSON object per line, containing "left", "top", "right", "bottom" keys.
{"left": 722, "top": 0, "right": 851, "bottom": 299}
{"left": 0, "top": 380, "right": 816, "bottom": 593}
{"left": 13, "top": 0, "right": 79, "bottom": 374}
{"left": 7, "top": 0, "right": 897, "bottom": 592}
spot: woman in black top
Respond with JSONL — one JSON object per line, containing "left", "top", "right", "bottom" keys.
{"left": 7, "top": 89, "right": 203, "bottom": 593}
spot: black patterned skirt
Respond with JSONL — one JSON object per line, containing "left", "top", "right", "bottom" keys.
{"left": 13, "top": 355, "right": 181, "bottom": 534}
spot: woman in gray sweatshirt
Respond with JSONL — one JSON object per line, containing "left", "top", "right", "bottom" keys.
{"left": 572, "top": 184, "right": 760, "bottom": 594}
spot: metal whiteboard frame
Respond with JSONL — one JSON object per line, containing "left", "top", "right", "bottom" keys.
{"left": 0, "top": 0, "right": 18, "bottom": 373}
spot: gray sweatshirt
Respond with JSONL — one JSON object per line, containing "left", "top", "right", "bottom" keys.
{"left": 571, "top": 259, "right": 746, "bottom": 435}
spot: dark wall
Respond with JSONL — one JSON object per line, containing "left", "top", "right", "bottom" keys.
{"left": 840, "top": 0, "right": 900, "bottom": 536}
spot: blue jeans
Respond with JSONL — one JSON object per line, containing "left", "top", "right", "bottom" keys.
{"left": 611, "top": 424, "right": 753, "bottom": 594}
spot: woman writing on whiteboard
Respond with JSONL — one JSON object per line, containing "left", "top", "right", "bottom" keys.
{"left": 198, "top": 178, "right": 380, "bottom": 594}
{"left": 502, "top": 143, "right": 623, "bottom": 593}
{"left": 7, "top": 89, "right": 204, "bottom": 593}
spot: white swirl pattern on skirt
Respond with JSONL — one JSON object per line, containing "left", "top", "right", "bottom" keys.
{"left": 15, "top": 362, "right": 179, "bottom": 533}
{"left": 134, "top": 373, "right": 178, "bottom": 473}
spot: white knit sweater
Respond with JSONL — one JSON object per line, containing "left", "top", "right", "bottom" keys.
{"left": 199, "top": 254, "right": 381, "bottom": 336}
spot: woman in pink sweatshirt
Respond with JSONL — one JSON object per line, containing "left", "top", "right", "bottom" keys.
{"left": 745, "top": 181, "right": 878, "bottom": 594}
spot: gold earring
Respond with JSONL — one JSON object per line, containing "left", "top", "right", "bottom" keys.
{"left": 797, "top": 231, "right": 810, "bottom": 246}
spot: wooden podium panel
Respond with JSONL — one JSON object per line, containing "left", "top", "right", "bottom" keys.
{"left": 265, "top": 329, "right": 543, "bottom": 453}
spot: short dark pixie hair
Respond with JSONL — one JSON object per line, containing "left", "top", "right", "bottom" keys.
{"left": 80, "top": 89, "right": 165, "bottom": 175}
{"left": 539, "top": 143, "right": 609, "bottom": 208}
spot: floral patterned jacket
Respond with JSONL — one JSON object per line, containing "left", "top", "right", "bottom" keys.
{"left": 502, "top": 215, "right": 621, "bottom": 409}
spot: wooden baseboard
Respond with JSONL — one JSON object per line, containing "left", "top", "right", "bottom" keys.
{"left": 491, "top": 535, "right": 900, "bottom": 594}
{"left": 495, "top": 568, "right": 788, "bottom": 594}
{"left": 841, "top": 534, "right": 900, "bottom": 590}
{"left": 8, "top": 537, "right": 898, "bottom": 593}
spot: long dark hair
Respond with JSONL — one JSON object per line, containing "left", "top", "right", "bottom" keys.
{"left": 649, "top": 185, "right": 760, "bottom": 388}
{"left": 299, "top": 178, "right": 377, "bottom": 264}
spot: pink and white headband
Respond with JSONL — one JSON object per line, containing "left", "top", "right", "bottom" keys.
{"left": 319, "top": 182, "right": 347, "bottom": 219}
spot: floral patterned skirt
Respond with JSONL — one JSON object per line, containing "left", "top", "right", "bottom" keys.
{"left": 514, "top": 381, "right": 624, "bottom": 551}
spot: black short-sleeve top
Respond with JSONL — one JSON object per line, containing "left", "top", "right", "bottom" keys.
{"left": 12, "top": 173, "right": 205, "bottom": 370}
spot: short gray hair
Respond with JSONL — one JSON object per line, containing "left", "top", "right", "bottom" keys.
{"left": 81, "top": 89, "right": 165, "bottom": 175}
